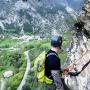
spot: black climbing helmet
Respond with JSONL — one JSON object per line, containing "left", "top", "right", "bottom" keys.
{"left": 51, "top": 36, "right": 62, "bottom": 49}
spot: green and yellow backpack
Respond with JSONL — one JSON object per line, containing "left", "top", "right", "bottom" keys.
{"left": 34, "top": 51, "right": 53, "bottom": 84}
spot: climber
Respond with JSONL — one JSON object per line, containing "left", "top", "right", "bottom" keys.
{"left": 45, "top": 35, "right": 64, "bottom": 90}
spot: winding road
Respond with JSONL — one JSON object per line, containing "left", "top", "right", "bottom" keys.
{"left": 17, "top": 50, "right": 30, "bottom": 90}
{"left": 0, "top": 78, "right": 6, "bottom": 90}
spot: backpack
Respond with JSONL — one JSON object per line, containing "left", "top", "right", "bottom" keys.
{"left": 34, "top": 51, "right": 57, "bottom": 84}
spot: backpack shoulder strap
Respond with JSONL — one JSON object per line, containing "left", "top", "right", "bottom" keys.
{"left": 46, "top": 53, "right": 58, "bottom": 58}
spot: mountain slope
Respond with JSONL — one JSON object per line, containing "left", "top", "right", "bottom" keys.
{"left": 0, "top": 0, "right": 83, "bottom": 36}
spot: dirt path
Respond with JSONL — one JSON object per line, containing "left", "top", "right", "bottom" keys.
{"left": 0, "top": 78, "right": 6, "bottom": 90}
{"left": 17, "top": 50, "right": 30, "bottom": 90}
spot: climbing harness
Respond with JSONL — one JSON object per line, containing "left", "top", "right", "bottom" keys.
{"left": 68, "top": 59, "right": 90, "bottom": 76}
{"left": 79, "top": 59, "right": 90, "bottom": 73}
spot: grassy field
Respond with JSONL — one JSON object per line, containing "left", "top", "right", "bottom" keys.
{"left": 0, "top": 38, "right": 21, "bottom": 48}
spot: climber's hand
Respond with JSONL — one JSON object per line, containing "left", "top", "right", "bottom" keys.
{"left": 63, "top": 68, "right": 69, "bottom": 75}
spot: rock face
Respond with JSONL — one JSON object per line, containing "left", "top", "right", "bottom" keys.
{"left": 65, "top": 0, "right": 90, "bottom": 90}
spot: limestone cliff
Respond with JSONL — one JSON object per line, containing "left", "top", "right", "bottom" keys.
{"left": 65, "top": 0, "right": 90, "bottom": 90}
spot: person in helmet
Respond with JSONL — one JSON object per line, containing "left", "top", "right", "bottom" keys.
{"left": 45, "top": 36, "right": 64, "bottom": 90}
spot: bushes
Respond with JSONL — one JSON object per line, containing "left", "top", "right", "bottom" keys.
{"left": 9, "top": 52, "right": 22, "bottom": 68}
{"left": 23, "top": 73, "right": 39, "bottom": 90}
{"left": 0, "top": 66, "right": 5, "bottom": 71}
{"left": 7, "top": 71, "right": 24, "bottom": 90}
{"left": 40, "top": 43, "right": 50, "bottom": 51}
{"left": 0, "top": 50, "right": 26, "bottom": 90}
{"left": 59, "top": 51, "right": 67, "bottom": 65}
{"left": 0, "top": 51, "right": 23, "bottom": 69}
{"left": 0, "top": 38, "right": 20, "bottom": 48}
{"left": 24, "top": 40, "right": 42, "bottom": 50}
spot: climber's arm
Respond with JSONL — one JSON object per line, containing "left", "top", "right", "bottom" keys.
{"left": 51, "top": 70, "right": 64, "bottom": 90}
